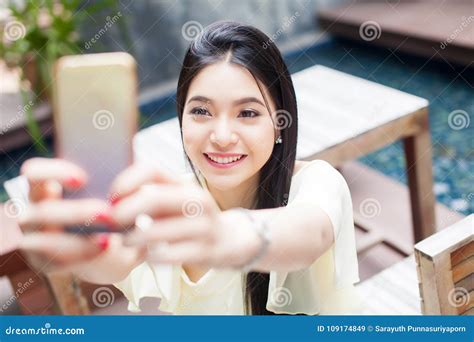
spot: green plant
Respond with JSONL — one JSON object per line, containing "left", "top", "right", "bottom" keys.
{"left": 0, "top": 0, "right": 120, "bottom": 153}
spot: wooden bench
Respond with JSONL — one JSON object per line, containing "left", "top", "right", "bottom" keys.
{"left": 357, "top": 255, "right": 421, "bottom": 315}
{"left": 358, "top": 215, "right": 472, "bottom": 315}
{"left": 415, "top": 214, "right": 473, "bottom": 315}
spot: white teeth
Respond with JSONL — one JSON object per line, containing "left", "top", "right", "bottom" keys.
{"left": 206, "top": 154, "right": 244, "bottom": 164}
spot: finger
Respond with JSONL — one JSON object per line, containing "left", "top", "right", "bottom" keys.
{"left": 124, "top": 216, "right": 210, "bottom": 246}
{"left": 20, "top": 232, "right": 108, "bottom": 268}
{"left": 21, "top": 158, "right": 88, "bottom": 202}
{"left": 146, "top": 241, "right": 207, "bottom": 265}
{"left": 18, "top": 198, "right": 113, "bottom": 231}
{"left": 111, "top": 184, "right": 209, "bottom": 226}
{"left": 108, "top": 163, "right": 180, "bottom": 204}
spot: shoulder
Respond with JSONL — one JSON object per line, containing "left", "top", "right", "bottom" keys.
{"left": 293, "top": 159, "right": 342, "bottom": 182}
{"left": 290, "top": 159, "right": 351, "bottom": 209}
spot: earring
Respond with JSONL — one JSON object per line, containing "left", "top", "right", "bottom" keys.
{"left": 275, "top": 136, "right": 282, "bottom": 144}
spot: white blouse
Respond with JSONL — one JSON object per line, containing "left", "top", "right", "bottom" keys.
{"left": 113, "top": 160, "right": 361, "bottom": 315}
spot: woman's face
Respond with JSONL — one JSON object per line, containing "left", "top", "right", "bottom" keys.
{"left": 182, "top": 61, "right": 277, "bottom": 191}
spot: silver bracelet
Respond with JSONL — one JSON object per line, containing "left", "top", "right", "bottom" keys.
{"left": 231, "top": 207, "right": 271, "bottom": 273}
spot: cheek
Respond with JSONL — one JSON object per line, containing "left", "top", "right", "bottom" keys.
{"left": 182, "top": 120, "right": 204, "bottom": 158}
{"left": 243, "top": 123, "right": 275, "bottom": 165}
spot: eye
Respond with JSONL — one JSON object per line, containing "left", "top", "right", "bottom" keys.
{"left": 190, "top": 107, "right": 211, "bottom": 116}
{"left": 239, "top": 109, "right": 260, "bottom": 118}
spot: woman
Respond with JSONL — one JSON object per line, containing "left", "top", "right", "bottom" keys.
{"left": 17, "top": 21, "right": 360, "bottom": 315}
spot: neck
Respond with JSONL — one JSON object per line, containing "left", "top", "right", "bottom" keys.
{"left": 205, "top": 172, "right": 260, "bottom": 211}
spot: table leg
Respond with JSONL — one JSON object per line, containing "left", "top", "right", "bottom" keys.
{"left": 45, "top": 273, "right": 91, "bottom": 315}
{"left": 403, "top": 111, "right": 436, "bottom": 242}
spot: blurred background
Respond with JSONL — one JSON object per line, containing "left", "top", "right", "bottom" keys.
{"left": 0, "top": 0, "right": 472, "bottom": 316}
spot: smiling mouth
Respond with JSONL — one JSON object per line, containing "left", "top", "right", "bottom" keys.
{"left": 203, "top": 153, "right": 247, "bottom": 165}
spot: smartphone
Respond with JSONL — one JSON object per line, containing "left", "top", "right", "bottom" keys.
{"left": 53, "top": 52, "right": 138, "bottom": 233}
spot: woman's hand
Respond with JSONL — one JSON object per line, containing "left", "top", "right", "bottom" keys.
{"left": 110, "top": 164, "right": 260, "bottom": 268}
{"left": 17, "top": 158, "right": 127, "bottom": 275}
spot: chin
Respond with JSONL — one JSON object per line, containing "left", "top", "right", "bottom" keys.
{"left": 203, "top": 172, "right": 246, "bottom": 190}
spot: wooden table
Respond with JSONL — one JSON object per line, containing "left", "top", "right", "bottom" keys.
{"left": 134, "top": 65, "right": 436, "bottom": 243}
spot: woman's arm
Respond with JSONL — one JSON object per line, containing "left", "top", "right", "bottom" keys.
{"left": 220, "top": 203, "right": 335, "bottom": 273}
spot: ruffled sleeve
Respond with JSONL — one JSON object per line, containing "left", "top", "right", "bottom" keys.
{"left": 113, "top": 262, "right": 182, "bottom": 313}
{"left": 266, "top": 160, "right": 360, "bottom": 315}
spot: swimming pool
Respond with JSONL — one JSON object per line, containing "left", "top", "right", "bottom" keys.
{"left": 1, "top": 38, "right": 472, "bottom": 216}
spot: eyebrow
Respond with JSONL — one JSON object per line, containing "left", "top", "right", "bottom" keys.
{"left": 186, "top": 95, "right": 265, "bottom": 107}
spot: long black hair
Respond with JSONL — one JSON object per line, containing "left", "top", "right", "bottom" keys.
{"left": 176, "top": 21, "right": 298, "bottom": 315}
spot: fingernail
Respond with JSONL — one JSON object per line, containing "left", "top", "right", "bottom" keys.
{"left": 96, "top": 234, "right": 110, "bottom": 251}
{"left": 110, "top": 196, "right": 121, "bottom": 206}
{"left": 95, "top": 212, "right": 117, "bottom": 228}
{"left": 65, "top": 176, "right": 83, "bottom": 188}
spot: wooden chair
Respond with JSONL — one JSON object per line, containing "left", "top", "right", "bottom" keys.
{"left": 415, "top": 214, "right": 473, "bottom": 315}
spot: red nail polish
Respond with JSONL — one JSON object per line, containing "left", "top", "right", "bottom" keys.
{"left": 65, "top": 176, "right": 83, "bottom": 188}
{"left": 110, "top": 196, "right": 121, "bottom": 206}
{"left": 96, "top": 234, "right": 109, "bottom": 251}
{"left": 95, "top": 212, "right": 117, "bottom": 227}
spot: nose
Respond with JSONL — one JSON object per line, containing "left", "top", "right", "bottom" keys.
{"left": 210, "top": 117, "right": 238, "bottom": 147}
